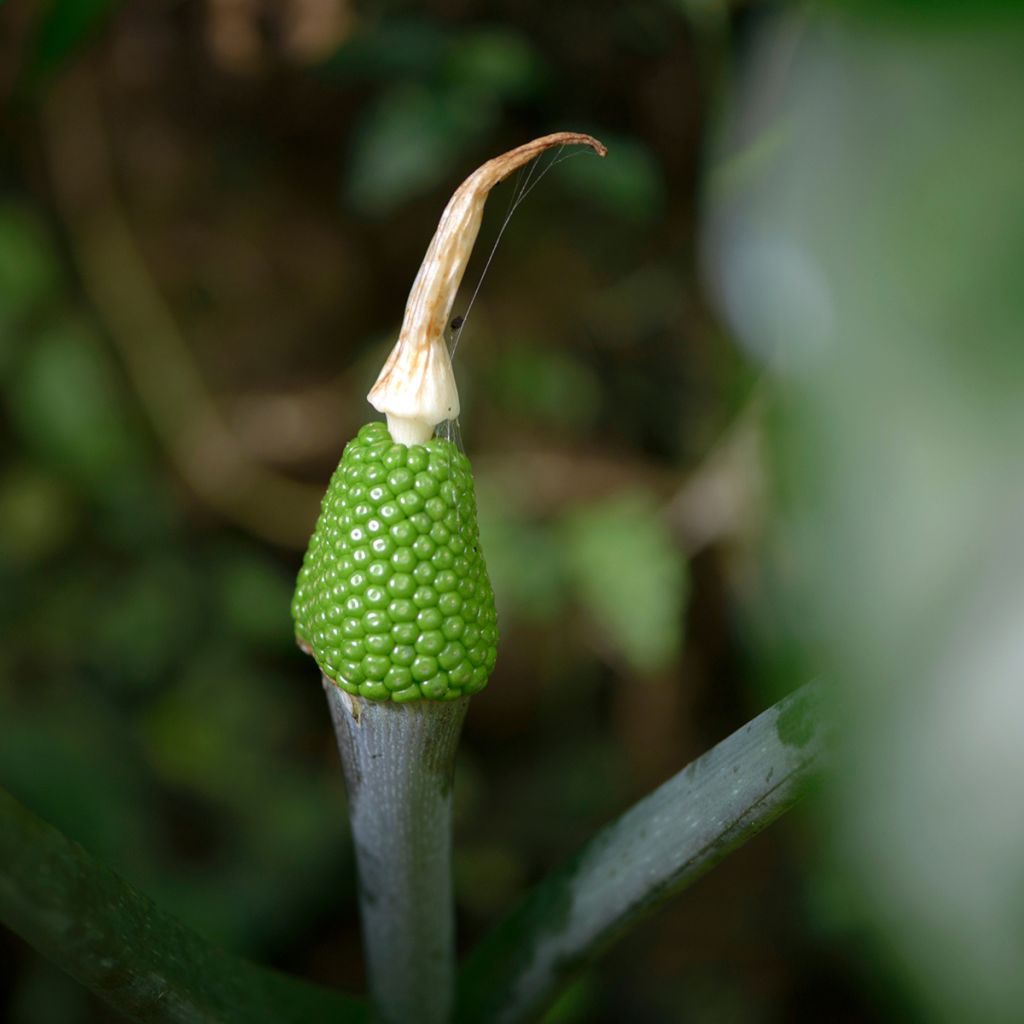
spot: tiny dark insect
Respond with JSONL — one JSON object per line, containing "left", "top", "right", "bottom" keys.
{"left": 450, "top": 315, "right": 464, "bottom": 331}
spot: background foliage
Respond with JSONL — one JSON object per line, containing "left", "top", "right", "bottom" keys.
{"left": 2, "top": 1, "right": 1022, "bottom": 1022}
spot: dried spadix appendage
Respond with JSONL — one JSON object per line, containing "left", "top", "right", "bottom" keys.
{"left": 367, "top": 132, "right": 607, "bottom": 445}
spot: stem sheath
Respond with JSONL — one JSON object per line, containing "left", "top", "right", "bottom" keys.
{"left": 325, "top": 680, "right": 469, "bottom": 1024}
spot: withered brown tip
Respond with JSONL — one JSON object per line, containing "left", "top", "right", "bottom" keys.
{"left": 367, "top": 132, "right": 607, "bottom": 446}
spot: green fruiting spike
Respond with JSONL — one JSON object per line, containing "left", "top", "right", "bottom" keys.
{"left": 293, "top": 133, "right": 606, "bottom": 701}
{"left": 292, "top": 422, "right": 497, "bottom": 701}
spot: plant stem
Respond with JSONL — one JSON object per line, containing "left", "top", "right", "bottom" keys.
{"left": 325, "top": 680, "right": 469, "bottom": 1024}
{"left": 456, "top": 682, "right": 829, "bottom": 1024}
{"left": 0, "top": 784, "right": 366, "bottom": 1024}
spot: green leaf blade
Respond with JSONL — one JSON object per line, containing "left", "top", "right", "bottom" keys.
{"left": 0, "top": 785, "right": 365, "bottom": 1024}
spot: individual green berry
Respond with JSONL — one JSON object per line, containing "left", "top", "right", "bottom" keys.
{"left": 293, "top": 421, "right": 498, "bottom": 701}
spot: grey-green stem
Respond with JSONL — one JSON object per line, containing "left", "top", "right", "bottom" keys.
{"left": 325, "top": 679, "right": 469, "bottom": 1024}
{"left": 457, "top": 682, "right": 828, "bottom": 1023}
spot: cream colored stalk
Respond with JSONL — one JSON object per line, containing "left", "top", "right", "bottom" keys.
{"left": 367, "top": 132, "right": 607, "bottom": 445}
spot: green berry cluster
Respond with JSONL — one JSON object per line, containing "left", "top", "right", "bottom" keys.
{"left": 292, "top": 421, "right": 498, "bottom": 702}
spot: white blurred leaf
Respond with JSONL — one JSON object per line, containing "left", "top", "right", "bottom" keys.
{"left": 706, "top": 12, "right": 1024, "bottom": 1020}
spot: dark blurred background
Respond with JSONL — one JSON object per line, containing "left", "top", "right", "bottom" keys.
{"left": 3, "top": 1, "right": 1023, "bottom": 1021}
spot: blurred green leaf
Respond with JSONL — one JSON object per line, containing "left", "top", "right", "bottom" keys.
{"left": 0, "top": 206, "right": 60, "bottom": 350}
{"left": 488, "top": 343, "right": 601, "bottom": 430}
{"left": 662, "top": 0, "right": 729, "bottom": 21}
{"left": 0, "top": 700, "right": 150, "bottom": 871}
{"left": 9, "top": 957, "right": 95, "bottom": 1024}
{"left": 140, "top": 655, "right": 349, "bottom": 946}
{"left": 90, "top": 556, "right": 203, "bottom": 691}
{"left": 91, "top": 472, "right": 181, "bottom": 549}
{"left": 325, "top": 19, "right": 545, "bottom": 99}
{"left": 346, "top": 83, "right": 492, "bottom": 213}
{"left": 562, "top": 492, "right": 686, "bottom": 674}
{"left": 342, "top": 25, "right": 546, "bottom": 214}
{"left": 143, "top": 658, "right": 287, "bottom": 802}
{"left": 455, "top": 843, "right": 526, "bottom": 919}
{"left": 444, "top": 27, "right": 546, "bottom": 100}
{"left": 540, "top": 975, "right": 598, "bottom": 1024}
{"left": 322, "top": 19, "right": 449, "bottom": 80}
{"left": 558, "top": 134, "right": 665, "bottom": 224}
{"left": 822, "top": 0, "right": 1024, "bottom": 20}
{"left": 217, "top": 548, "right": 296, "bottom": 650}
{"left": 476, "top": 484, "right": 569, "bottom": 623}
{"left": 7, "top": 318, "right": 145, "bottom": 489}
{"left": 28, "top": 0, "right": 123, "bottom": 86}
{"left": 0, "top": 467, "right": 76, "bottom": 565}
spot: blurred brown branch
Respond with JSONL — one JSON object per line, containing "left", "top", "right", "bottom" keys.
{"left": 42, "top": 60, "right": 323, "bottom": 548}
{"left": 666, "top": 394, "right": 766, "bottom": 556}
{"left": 205, "top": 0, "right": 354, "bottom": 74}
